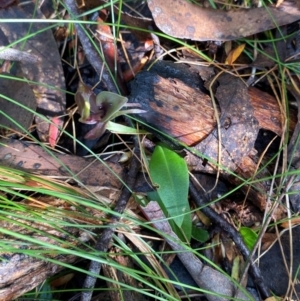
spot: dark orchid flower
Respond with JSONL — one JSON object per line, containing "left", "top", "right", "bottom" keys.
{"left": 75, "top": 82, "right": 145, "bottom": 139}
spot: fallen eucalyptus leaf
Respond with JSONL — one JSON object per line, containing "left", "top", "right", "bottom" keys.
{"left": 147, "top": 0, "right": 300, "bottom": 41}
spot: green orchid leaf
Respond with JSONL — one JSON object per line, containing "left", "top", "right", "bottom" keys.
{"left": 149, "top": 145, "right": 190, "bottom": 228}
{"left": 106, "top": 121, "right": 148, "bottom": 135}
{"left": 147, "top": 190, "right": 191, "bottom": 242}
{"left": 96, "top": 91, "right": 128, "bottom": 123}
{"left": 171, "top": 211, "right": 192, "bottom": 242}
{"left": 192, "top": 225, "right": 209, "bottom": 242}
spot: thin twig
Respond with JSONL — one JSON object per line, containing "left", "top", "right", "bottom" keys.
{"left": 189, "top": 181, "right": 271, "bottom": 299}
{"left": 80, "top": 137, "right": 141, "bottom": 301}
{"left": 64, "top": 0, "right": 118, "bottom": 94}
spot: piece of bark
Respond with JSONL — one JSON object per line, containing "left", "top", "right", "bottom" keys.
{"left": 0, "top": 139, "right": 124, "bottom": 190}
{"left": 248, "top": 87, "right": 297, "bottom": 136}
{"left": 130, "top": 66, "right": 296, "bottom": 146}
{"left": 0, "top": 253, "right": 78, "bottom": 301}
{"left": 130, "top": 72, "right": 215, "bottom": 145}
{"left": 185, "top": 73, "right": 260, "bottom": 173}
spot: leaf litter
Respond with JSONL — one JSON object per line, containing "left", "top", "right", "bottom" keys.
{"left": 0, "top": 0, "right": 300, "bottom": 300}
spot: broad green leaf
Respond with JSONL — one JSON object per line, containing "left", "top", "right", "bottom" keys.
{"left": 147, "top": 190, "right": 191, "bottom": 242}
{"left": 240, "top": 227, "right": 258, "bottom": 251}
{"left": 171, "top": 212, "right": 192, "bottom": 242}
{"left": 149, "top": 145, "right": 189, "bottom": 228}
{"left": 192, "top": 225, "right": 209, "bottom": 243}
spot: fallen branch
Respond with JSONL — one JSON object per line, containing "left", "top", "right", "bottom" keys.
{"left": 189, "top": 182, "right": 271, "bottom": 299}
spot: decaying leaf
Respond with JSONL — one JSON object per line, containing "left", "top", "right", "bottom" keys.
{"left": 186, "top": 74, "right": 259, "bottom": 173}
{"left": 147, "top": 0, "right": 300, "bottom": 41}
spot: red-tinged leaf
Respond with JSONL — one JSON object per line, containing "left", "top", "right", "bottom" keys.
{"left": 96, "top": 16, "right": 128, "bottom": 95}
{"left": 225, "top": 44, "right": 245, "bottom": 65}
{"left": 48, "top": 116, "right": 60, "bottom": 148}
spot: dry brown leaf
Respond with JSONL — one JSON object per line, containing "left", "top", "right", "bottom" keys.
{"left": 186, "top": 74, "right": 259, "bottom": 173}
{"left": 147, "top": 0, "right": 300, "bottom": 41}
{"left": 225, "top": 44, "right": 246, "bottom": 65}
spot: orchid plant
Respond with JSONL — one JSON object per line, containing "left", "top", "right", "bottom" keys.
{"left": 75, "top": 82, "right": 145, "bottom": 139}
